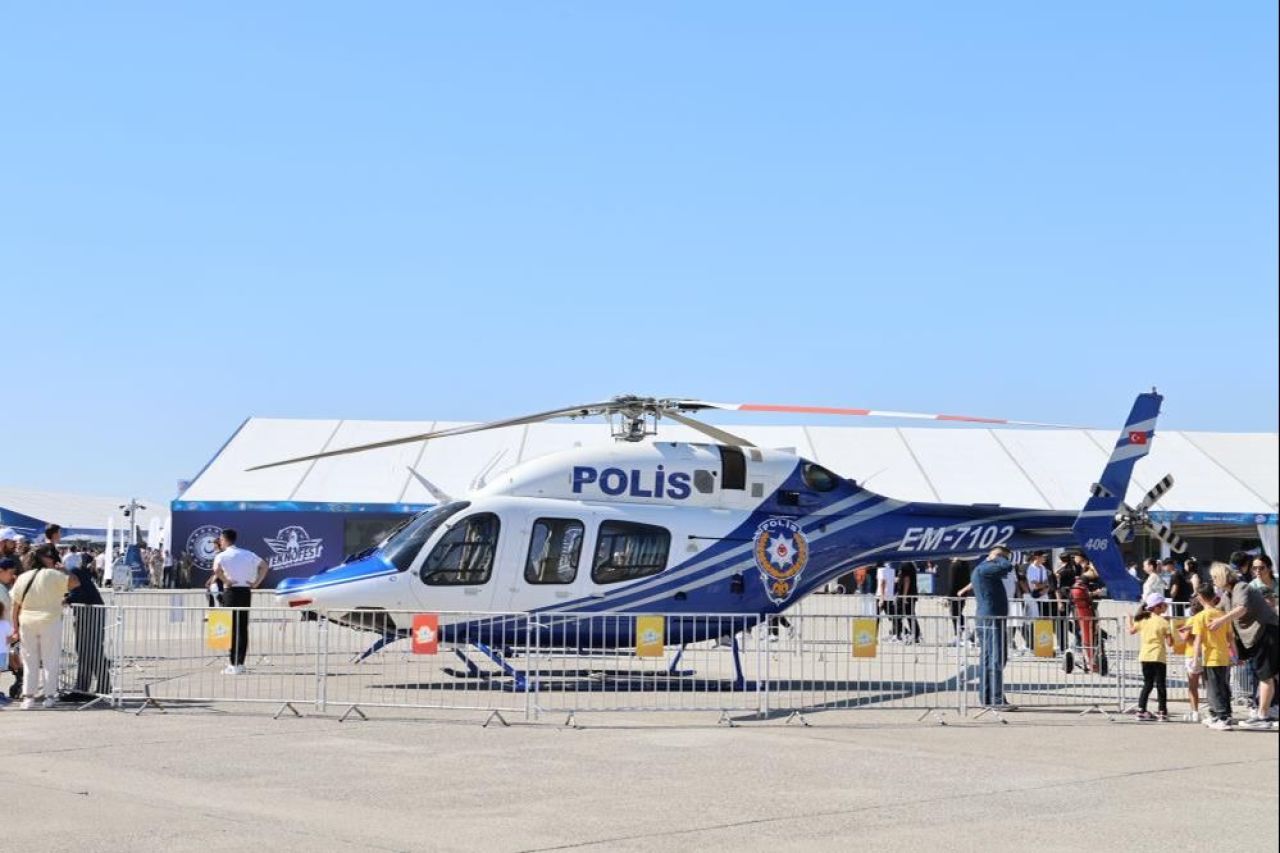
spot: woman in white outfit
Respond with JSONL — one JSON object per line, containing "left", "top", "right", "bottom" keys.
{"left": 10, "top": 546, "right": 79, "bottom": 709}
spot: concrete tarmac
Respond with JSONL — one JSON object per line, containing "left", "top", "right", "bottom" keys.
{"left": 3, "top": 705, "right": 1276, "bottom": 852}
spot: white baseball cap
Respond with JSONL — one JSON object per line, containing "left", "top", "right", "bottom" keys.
{"left": 0, "top": 527, "right": 18, "bottom": 542}
{"left": 1144, "top": 592, "right": 1167, "bottom": 609}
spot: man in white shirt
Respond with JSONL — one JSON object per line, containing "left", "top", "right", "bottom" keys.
{"left": 1025, "top": 551, "right": 1050, "bottom": 618}
{"left": 876, "top": 562, "right": 899, "bottom": 641}
{"left": 211, "top": 529, "right": 268, "bottom": 675}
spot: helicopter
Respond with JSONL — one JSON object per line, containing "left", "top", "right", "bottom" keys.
{"left": 245, "top": 391, "right": 1180, "bottom": 669}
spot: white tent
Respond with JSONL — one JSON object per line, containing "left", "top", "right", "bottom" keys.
{"left": 178, "top": 418, "right": 1277, "bottom": 526}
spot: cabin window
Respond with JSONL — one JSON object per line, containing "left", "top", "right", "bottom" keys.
{"left": 591, "top": 521, "right": 670, "bottom": 584}
{"left": 525, "top": 518, "right": 584, "bottom": 584}
{"left": 421, "top": 513, "right": 500, "bottom": 586}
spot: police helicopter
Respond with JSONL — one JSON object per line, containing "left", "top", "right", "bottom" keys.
{"left": 247, "top": 392, "right": 1179, "bottom": 674}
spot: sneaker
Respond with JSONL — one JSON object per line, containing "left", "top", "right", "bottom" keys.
{"left": 233, "top": 665, "right": 246, "bottom": 675}
{"left": 41, "top": 697, "right": 56, "bottom": 709}
{"left": 1207, "top": 719, "right": 1234, "bottom": 731}
{"left": 19, "top": 698, "right": 35, "bottom": 710}
{"left": 1183, "top": 711, "right": 1201, "bottom": 723}
{"left": 1201, "top": 715, "right": 1217, "bottom": 727}
{"left": 222, "top": 665, "right": 240, "bottom": 675}
{"left": 1156, "top": 712, "right": 1170, "bottom": 722}
{"left": 1238, "top": 718, "right": 1272, "bottom": 731}
{"left": 1135, "top": 711, "right": 1156, "bottom": 722}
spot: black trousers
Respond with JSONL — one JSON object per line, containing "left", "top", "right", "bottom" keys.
{"left": 73, "top": 607, "right": 112, "bottom": 695}
{"left": 1138, "top": 661, "right": 1167, "bottom": 713}
{"left": 949, "top": 599, "right": 966, "bottom": 639}
{"left": 899, "top": 597, "right": 921, "bottom": 641}
{"left": 1203, "top": 665, "right": 1232, "bottom": 721}
{"left": 224, "top": 586, "right": 253, "bottom": 666}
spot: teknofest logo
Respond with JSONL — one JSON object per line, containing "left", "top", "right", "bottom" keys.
{"left": 186, "top": 525, "right": 222, "bottom": 570}
{"left": 752, "top": 517, "right": 810, "bottom": 604}
{"left": 263, "top": 525, "right": 324, "bottom": 572}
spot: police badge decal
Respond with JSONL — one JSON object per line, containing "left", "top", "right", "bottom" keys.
{"left": 753, "top": 517, "right": 809, "bottom": 604}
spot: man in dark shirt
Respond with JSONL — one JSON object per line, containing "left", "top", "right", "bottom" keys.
{"left": 948, "top": 559, "right": 972, "bottom": 643}
{"left": 66, "top": 557, "right": 111, "bottom": 696}
{"left": 962, "top": 545, "right": 1016, "bottom": 711}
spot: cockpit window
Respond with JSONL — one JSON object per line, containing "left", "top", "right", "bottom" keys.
{"left": 380, "top": 501, "right": 470, "bottom": 572}
{"left": 802, "top": 463, "right": 840, "bottom": 492}
{"left": 422, "top": 513, "right": 500, "bottom": 586}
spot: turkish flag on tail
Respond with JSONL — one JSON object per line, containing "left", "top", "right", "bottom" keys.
{"left": 1128, "top": 431, "right": 1148, "bottom": 445}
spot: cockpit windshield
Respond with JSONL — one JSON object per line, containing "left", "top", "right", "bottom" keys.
{"left": 380, "top": 501, "right": 471, "bottom": 572}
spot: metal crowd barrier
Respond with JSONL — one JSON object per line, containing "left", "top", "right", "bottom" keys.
{"left": 42, "top": 601, "right": 1249, "bottom": 724}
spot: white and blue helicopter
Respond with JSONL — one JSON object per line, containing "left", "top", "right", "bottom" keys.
{"left": 249, "top": 392, "right": 1181, "bottom": 674}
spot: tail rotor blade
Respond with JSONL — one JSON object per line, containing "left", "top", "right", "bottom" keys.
{"left": 1147, "top": 522, "right": 1188, "bottom": 554}
{"left": 1136, "top": 474, "right": 1175, "bottom": 513}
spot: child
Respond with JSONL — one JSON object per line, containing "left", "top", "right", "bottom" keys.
{"left": 1127, "top": 592, "right": 1173, "bottom": 720}
{"left": 1186, "top": 586, "right": 1237, "bottom": 730}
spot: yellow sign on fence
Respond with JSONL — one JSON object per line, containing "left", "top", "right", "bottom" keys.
{"left": 635, "top": 615, "right": 665, "bottom": 658}
{"left": 1033, "top": 619, "right": 1055, "bottom": 658}
{"left": 851, "top": 617, "right": 878, "bottom": 658}
{"left": 206, "top": 610, "right": 232, "bottom": 651}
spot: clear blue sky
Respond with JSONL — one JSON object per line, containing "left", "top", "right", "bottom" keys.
{"left": 2, "top": 2, "right": 1276, "bottom": 503}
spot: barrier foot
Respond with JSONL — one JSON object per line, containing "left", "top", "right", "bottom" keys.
{"left": 483, "top": 710, "right": 510, "bottom": 728}
{"left": 717, "top": 710, "right": 737, "bottom": 728}
{"left": 971, "top": 707, "right": 1007, "bottom": 725}
{"left": 563, "top": 712, "right": 579, "bottom": 730}
{"left": 339, "top": 704, "right": 368, "bottom": 723}
{"left": 917, "top": 708, "right": 948, "bottom": 726}
{"left": 1079, "top": 704, "right": 1114, "bottom": 721}
{"left": 273, "top": 702, "right": 302, "bottom": 720}
{"left": 134, "top": 697, "right": 166, "bottom": 716}
{"left": 76, "top": 695, "right": 109, "bottom": 712}
{"left": 785, "top": 710, "right": 811, "bottom": 727}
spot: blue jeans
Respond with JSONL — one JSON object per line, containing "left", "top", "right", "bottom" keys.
{"left": 977, "top": 618, "right": 1007, "bottom": 707}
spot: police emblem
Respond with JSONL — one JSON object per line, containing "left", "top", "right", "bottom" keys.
{"left": 186, "top": 525, "right": 223, "bottom": 569}
{"left": 752, "top": 517, "right": 810, "bottom": 604}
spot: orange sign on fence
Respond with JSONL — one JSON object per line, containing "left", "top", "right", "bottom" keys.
{"left": 411, "top": 614, "right": 440, "bottom": 655}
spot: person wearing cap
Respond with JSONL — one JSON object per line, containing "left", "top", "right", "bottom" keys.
{"left": 0, "top": 527, "right": 20, "bottom": 569}
{"left": 0, "top": 556, "right": 22, "bottom": 703}
{"left": 1126, "top": 592, "right": 1173, "bottom": 721}
{"left": 10, "top": 544, "right": 80, "bottom": 709}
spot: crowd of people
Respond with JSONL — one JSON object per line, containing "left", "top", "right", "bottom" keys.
{"left": 852, "top": 547, "right": 1278, "bottom": 727}
{"left": 0, "top": 524, "right": 270, "bottom": 707}
{"left": 0, "top": 525, "right": 111, "bottom": 708}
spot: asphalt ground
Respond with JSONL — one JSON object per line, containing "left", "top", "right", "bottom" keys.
{"left": 3, "top": 703, "right": 1276, "bottom": 853}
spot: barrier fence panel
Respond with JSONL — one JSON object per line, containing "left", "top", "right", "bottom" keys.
{"left": 114, "top": 605, "right": 320, "bottom": 710}
{"left": 528, "top": 613, "right": 764, "bottom": 720}
{"left": 317, "top": 611, "right": 533, "bottom": 719}
{"left": 959, "top": 614, "right": 1125, "bottom": 712}
{"left": 57, "top": 604, "right": 117, "bottom": 707}
{"left": 45, "top": 601, "right": 1209, "bottom": 722}
{"left": 763, "top": 614, "right": 966, "bottom": 716}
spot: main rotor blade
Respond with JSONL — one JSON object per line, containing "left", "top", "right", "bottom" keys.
{"left": 246, "top": 401, "right": 618, "bottom": 471}
{"left": 1136, "top": 474, "right": 1174, "bottom": 513}
{"left": 678, "top": 399, "right": 1082, "bottom": 429}
{"left": 661, "top": 409, "right": 756, "bottom": 447}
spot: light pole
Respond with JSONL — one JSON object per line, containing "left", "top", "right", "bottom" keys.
{"left": 118, "top": 499, "right": 148, "bottom": 546}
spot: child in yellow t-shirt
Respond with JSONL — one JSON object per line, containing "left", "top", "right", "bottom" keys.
{"left": 1186, "top": 587, "right": 1237, "bottom": 729}
{"left": 1127, "top": 593, "right": 1173, "bottom": 721}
